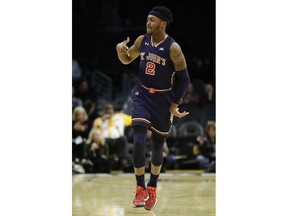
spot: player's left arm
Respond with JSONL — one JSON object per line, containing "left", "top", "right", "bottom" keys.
{"left": 170, "top": 42, "right": 187, "bottom": 71}
{"left": 169, "top": 42, "right": 190, "bottom": 118}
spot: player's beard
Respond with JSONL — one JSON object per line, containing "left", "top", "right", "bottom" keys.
{"left": 146, "top": 27, "right": 152, "bottom": 35}
{"left": 146, "top": 24, "right": 161, "bottom": 35}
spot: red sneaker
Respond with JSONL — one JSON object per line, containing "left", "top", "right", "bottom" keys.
{"left": 132, "top": 185, "right": 148, "bottom": 207}
{"left": 144, "top": 186, "right": 157, "bottom": 210}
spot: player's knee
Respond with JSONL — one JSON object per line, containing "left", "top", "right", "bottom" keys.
{"left": 151, "top": 149, "right": 163, "bottom": 166}
{"left": 151, "top": 133, "right": 165, "bottom": 166}
{"left": 151, "top": 132, "right": 166, "bottom": 145}
{"left": 133, "top": 125, "right": 148, "bottom": 134}
{"left": 133, "top": 126, "right": 147, "bottom": 145}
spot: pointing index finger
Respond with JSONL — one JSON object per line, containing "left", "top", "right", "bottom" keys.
{"left": 124, "top": 36, "right": 130, "bottom": 45}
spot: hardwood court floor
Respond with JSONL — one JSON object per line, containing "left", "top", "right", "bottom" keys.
{"left": 72, "top": 171, "right": 215, "bottom": 216}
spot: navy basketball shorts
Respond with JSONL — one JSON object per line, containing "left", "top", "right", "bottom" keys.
{"left": 131, "top": 85, "right": 174, "bottom": 136}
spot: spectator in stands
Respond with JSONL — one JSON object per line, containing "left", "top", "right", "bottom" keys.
{"left": 119, "top": 112, "right": 132, "bottom": 127}
{"left": 204, "top": 121, "right": 216, "bottom": 172}
{"left": 72, "top": 59, "right": 82, "bottom": 82}
{"left": 81, "top": 128, "right": 111, "bottom": 173}
{"left": 199, "top": 83, "right": 215, "bottom": 108}
{"left": 205, "top": 121, "right": 216, "bottom": 160}
{"left": 72, "top": 86, "right": 83, "bottom": 111}
{"left": 74, "top": 78, "right": 98, "bottom": 119}
{"left": 72, "top": 106, "right": 91, "bottom": 161}
{"left": 192, "top": 121, "right": 216, "bottom": 171}
{"left": 93, "top": 103, "right": 129, "bottom": 169}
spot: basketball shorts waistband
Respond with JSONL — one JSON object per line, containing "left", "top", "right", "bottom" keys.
{"left": 139, "top": 84, "right": 172, "bottom": 94}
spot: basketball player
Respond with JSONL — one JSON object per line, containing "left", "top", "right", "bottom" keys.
{"left": 116, "top": 5, "right": 190, "bottom": 211}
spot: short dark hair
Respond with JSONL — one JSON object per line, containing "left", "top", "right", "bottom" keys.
{"left": 151, "top": 5, "right": 173, "bottom": 24}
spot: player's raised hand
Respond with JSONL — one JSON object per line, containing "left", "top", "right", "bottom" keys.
{"left": 169, "top": 103, "right": 189, "bottom": 118}
{"left": 117, "top": 37, "right": 130, "bottom": 57}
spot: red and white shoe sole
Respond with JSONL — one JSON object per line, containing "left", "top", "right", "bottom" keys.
{"left": 132, "top": 202, "right": 145, "bottom": 208}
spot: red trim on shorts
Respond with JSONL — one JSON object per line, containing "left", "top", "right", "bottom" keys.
{"left": 132, "top": 118, "right": 151, "bottom": 125}
{"left": 150, "top": 126, "right": 170, "bottom": 136}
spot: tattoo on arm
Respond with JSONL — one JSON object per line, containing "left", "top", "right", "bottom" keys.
{"left": 170, "top": 43, "right": 187, "bottom": 71}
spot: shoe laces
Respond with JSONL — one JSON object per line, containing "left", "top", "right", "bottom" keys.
{"left": 147, "top": 187, "right": 156, "bottom": 200}
{"left": 135, "top": 186, "right": 144, "bottom": 199}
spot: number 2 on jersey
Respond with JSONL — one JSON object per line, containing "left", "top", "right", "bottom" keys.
{"left": 145, "top": 62, "right": 155, "bottom": 76}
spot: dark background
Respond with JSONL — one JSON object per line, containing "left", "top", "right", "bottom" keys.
{"left": 73, "top": 0, "right": 215, "bottom": 99}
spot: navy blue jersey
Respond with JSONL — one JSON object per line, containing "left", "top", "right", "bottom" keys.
{"left": 138, "top": 34, "right": 175, "bottom": 89}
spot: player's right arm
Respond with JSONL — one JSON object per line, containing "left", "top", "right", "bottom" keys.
{"left": 116, "top": 35, "right": 144, "bottom": 65}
